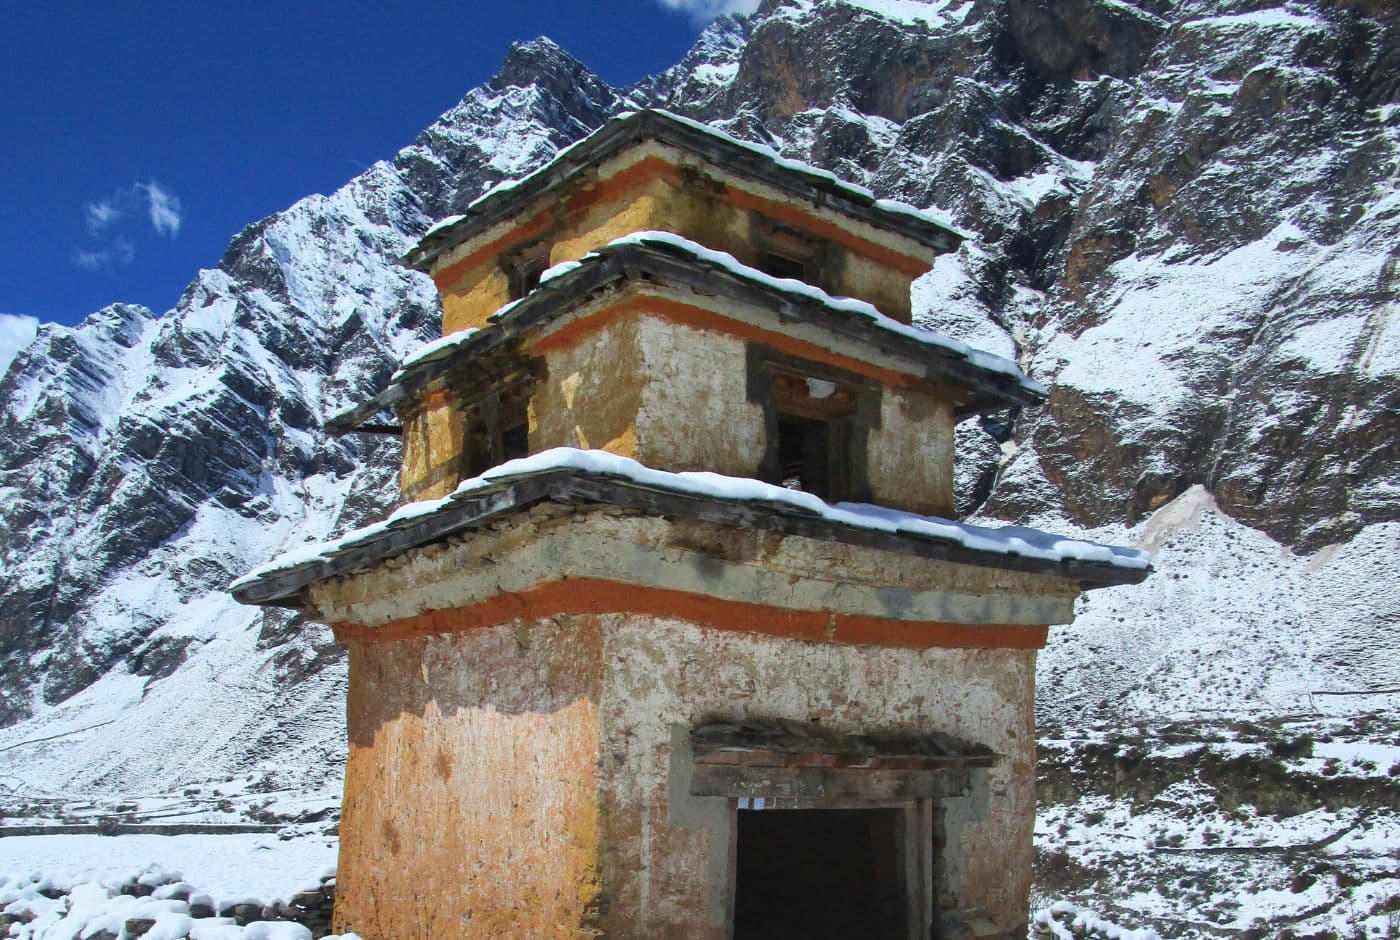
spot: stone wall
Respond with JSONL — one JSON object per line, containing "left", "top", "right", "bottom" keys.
{"left": 315, "top": 507, "right": 1066, "bottom": 937}
{"left": 596, "top": 614, "right": 1037, "bottom": 937}
{"left": 326, "top": 606, "right": 1036, "bottom": 938}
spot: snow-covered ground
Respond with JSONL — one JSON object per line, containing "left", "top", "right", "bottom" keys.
{"left": 0, "top": 827, "right": 345, "bottom": 940}
{"left": 0, "top": 828, "right": 1166, "bottom": 940}
{"left": 0, "top": 832, "right": 335, "bottom": 911}
{"left": 1035, "top": 711, "right": 1400, "bottom": 937}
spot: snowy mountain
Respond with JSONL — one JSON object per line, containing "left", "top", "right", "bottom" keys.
{"left": 1, "top": 1, "right": 1396, "bottom": 934}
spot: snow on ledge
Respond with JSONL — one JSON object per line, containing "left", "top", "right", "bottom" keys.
{"left": 387, "top": 231, "right": 1046, "bottom": 398}
{"left": 421, "top": 214, "right": 465, "bottom": 238}
{"left": 393, "top": 326, "right": 483, "bottom": 379}
{"left": 231, "top": 448, "right": 1149, "bottom": 592}
{"left": 424, "top": 109, "right": 967, "bottom": 250}
{"left": 595, "top": 231, "right": 1043, "bottom": 392}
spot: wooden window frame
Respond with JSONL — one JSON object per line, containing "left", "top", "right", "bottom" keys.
{"left": 459, "top": 377, "right": 533, "bottom": 478}
{"left": 753, "top": 221, "right": 826, "bottom": 288}
{"left": 746, "top": 346, "right": 881, "bottom": 503}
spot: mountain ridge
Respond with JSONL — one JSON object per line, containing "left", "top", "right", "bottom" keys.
{"left": 1, "top": 2, "right": 1396, "bottom": 931}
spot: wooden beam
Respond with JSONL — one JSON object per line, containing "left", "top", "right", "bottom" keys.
{"left": 690, "top": 765, "right": 972, "bottom": 801}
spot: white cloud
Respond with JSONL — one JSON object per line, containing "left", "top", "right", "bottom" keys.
{"left": 140, "top": 181, "right": 182, "bottom": 237}
{"left": 74, "top": 238, "right": 136, "bottom": 270}
{"left": 84, "top": 200, "right": 122, "bottom": 235}
{"left": 653, "top": 0, "right": 761, "bottom": 23}
{"left": 0, "top": 312, "right": 40, "bottom": 378}
{"left": 73, "top": 180, "right": 181, "bottom": 270}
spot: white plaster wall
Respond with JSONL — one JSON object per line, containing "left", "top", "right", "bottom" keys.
{"left": 635, "top": 315, "right": 766, "bottom": 478}
{"left": 597, "top": 615, "right": 1037, "bottom": 937}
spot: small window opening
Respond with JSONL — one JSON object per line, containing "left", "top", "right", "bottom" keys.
{"left": 733, "top": 808, "right": 907, "bottom": 940}
{"left": 508, "top": 257, "right": 546, "bottom": 299}
{"left": 776, "top": 416, "right": 830, "bottom": 497}
{"left": 758, "top": 251, "right": 808, "bottom": 282}
{"left": 505, "top": 245, "right": 550, "bottom": 300}
{"left": 465, "top": 417, "right": 495, "bottom": 478}
{"left": 501, "top": 421, "right": 529, "bottom": 461}
{"left": 463, "top": 382, "right": 532, "bottom": 476}
{"left": 763, "top": 370, "right": 857, "bottom": 501}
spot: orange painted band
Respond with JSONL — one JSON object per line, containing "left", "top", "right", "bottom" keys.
{"left": 532, "top": 293, "right": 930, "bottom": 392}
{"left": 330, "top": 578, "right": 1049, "bottom": 650}
{"left": 431, "top": 157, "right": 675, "bottom": 290}
{"left": 430, "top": 154, "right": 929, "bottom": 290}
{"left": 724, "top": 187, "right": 930, "bottom": 278}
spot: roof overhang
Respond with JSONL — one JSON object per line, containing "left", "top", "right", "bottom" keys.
{"left": 327, "top": 236, "right": 1043, "bottom": 434}
{"left": 230, "top": 452, "right": 1151, "bottom": 608}
{"left": 402, "top": 109, "right": 964, "bottom": 274}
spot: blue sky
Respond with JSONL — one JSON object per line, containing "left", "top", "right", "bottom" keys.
{"left": 0, "top": 0, "right": 754, "bottom": 343}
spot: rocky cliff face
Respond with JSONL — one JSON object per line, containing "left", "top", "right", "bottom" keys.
{"left": 0, "top": 1, "right": 1395, "bottom": 932}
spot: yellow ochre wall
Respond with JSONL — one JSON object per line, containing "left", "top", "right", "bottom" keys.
{"left": 399, "top": 389, "right": 466, "bottom": 501}
{"left": 432, "top": 143, "right": 936, "bottom": 334}
{"left": 334, "top": 619, "right": 607, "bottom": 939}
{"left": 332, "top": 613, "right": 1036, "bottom": 939}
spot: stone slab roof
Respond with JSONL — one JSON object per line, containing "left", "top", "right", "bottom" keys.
{"left": 402, "top": 109, "right": 964, "bottom": 273}
{"left": 230, "top": 448, "right": 1152, "bottom": 607}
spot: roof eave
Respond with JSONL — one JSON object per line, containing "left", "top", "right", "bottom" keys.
{"left": 231, "top": 467, "right": 1150, "bottom": 608}
{"left": 401, "top": 110, "right": 964, "bottom": 275}
{"left": 328, "top": 244, "right": 1041, "bottom": 436}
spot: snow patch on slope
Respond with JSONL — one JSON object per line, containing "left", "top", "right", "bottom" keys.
{"left": 1037, "top": 486, "right": 1400, "bottom": 727}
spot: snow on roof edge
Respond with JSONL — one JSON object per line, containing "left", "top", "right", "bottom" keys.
{"left": 230, "top": 447, "right": 1150, "bottom": 595}
{"left": 395, "top": 231, "right": 1044, "bottom": 394}
{"left": 408, "top": 109, "right": 967, "bottom": 267}
{"left": 600, "top": 231, "right": 1044, "bottom": 392}
{"left": 335, "top": 230, "right": 1047, "bottom": 433}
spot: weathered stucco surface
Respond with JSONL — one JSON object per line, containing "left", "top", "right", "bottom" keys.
{"left": 867, "top": 386, "right": 956, "bottom": 517}
{"left": 532, "top": 311, "right": 646, "bottom": 458}
{"left": 335, "top": 617, "right": 606, "bottom": 939}
{"left": 329, "top": 600, "right": 1036, "bottom": 938}
{"left": 596, "top": 615, "right": 1037, "bottom": 937}
{"left": 633, "top": 317, "right": 765, "bottom": 477}
{"left": 399, "top": 388, "right": 467, "bottom": 502}
{"left": 435, "top": 142, "right": 933, "bottom": 334}
{"left": 397, "top": 280, "right": 966, "bottom": 512}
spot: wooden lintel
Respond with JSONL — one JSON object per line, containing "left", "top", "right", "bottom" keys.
{"left": 693, "top": 747, "right": 997, "bottom": 772}
{"left": 689, "top": 764, "right": 973, "bottom": 802}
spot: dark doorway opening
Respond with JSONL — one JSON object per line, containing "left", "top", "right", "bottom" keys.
{"left": 733, "top": 808, "right": 907, "bottom": 940}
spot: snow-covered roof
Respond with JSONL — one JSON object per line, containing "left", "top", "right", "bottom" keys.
{"left": 403, "top": 108, "right": 964, "bottom": 272}
{"left": 230, "top": 447, "right": 1151, "bottom": 606}
{"left": 327, "top": 232, "right": 1044, "bottom": 433}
